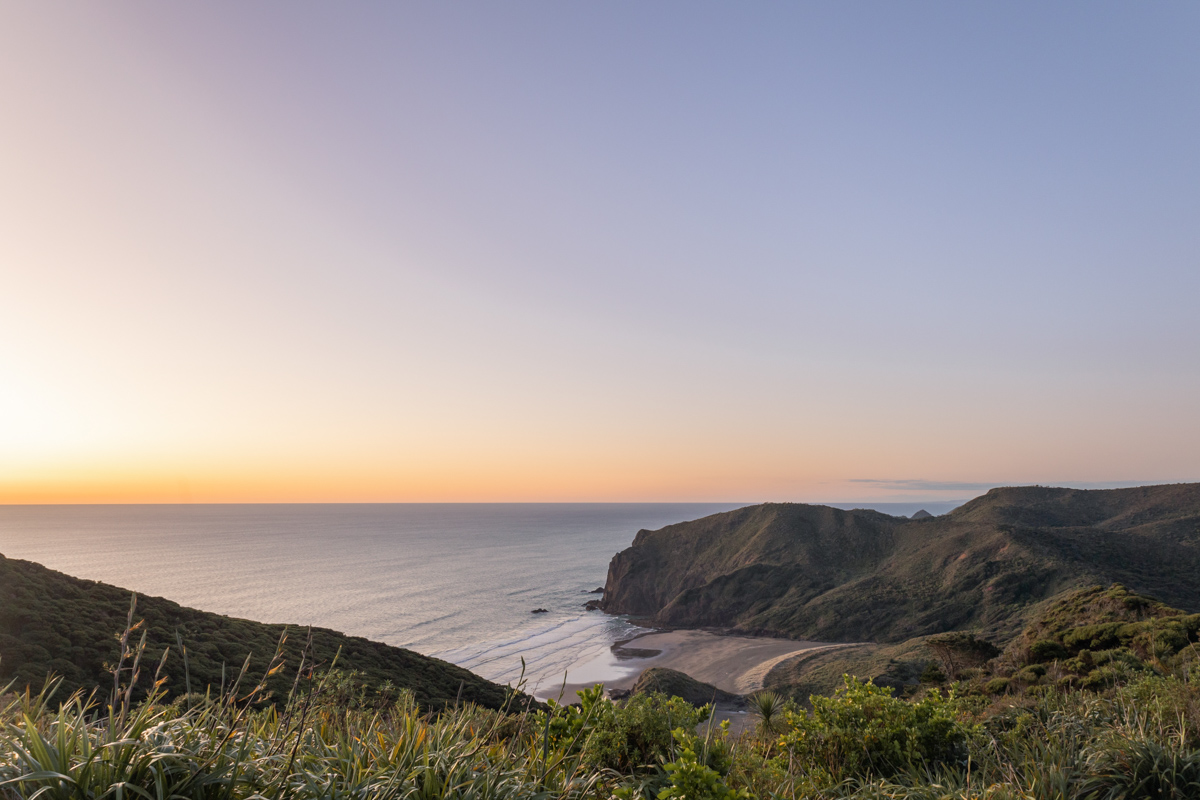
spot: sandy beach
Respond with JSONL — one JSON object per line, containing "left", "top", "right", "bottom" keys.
{"left": 536, "top": 629, "right": 856, "bottom": 703}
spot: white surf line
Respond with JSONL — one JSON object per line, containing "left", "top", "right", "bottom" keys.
{"left": 733, "top": 643, "right": 866, "bottom": 695}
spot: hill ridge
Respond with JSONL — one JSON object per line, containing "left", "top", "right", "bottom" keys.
{"left": 599, "top": 483, "right": 1200, "bottom": 643}
{"left": 0, "top": 553, "right": 519, "bottom": 711}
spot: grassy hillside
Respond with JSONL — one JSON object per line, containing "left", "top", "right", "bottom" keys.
{"left": 626, "top": 667, "right": 743, "bottom": 707}
{"left": 969, "top": 584, "right": 1200, "bottom": 695}
{"left": 764, "top": 639, "right": 933, "bottom": 702}
{"left": 764, "top": 584, "right": 1200, "bottom": 705}
{"left": 0, "top": 554, "right": 517, "bottom": 711}
{"left": 600, "top": 483, "right": 1200, "bottom": 643}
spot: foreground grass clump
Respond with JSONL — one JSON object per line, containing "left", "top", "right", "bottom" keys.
{"left": 0, "top": 675, "right": 733, "bottom": 800}
{"left": 4, "top": 670, "right": 1200, "bottom": 800}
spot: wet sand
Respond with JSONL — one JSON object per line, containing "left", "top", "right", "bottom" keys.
{"left": 536, "top": 629, "right": 856, "bottom": 703}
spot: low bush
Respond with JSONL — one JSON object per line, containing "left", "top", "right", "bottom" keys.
{"left": 778, "top": 676, "right": 968, "bottom": 783}
{"left": 1014, "top": 666, "right": 1045, "bottom": 684}
{"left": 1030, "top": 639, "right": 1069, "bottom": 662}
{"left": 655, "top": 729, "right": 750, "bottom": 800}
{"left": 532, "top": 684, "right": 710, "bottom": 774}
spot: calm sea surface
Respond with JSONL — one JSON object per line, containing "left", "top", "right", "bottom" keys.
{"left": 0, "top": 502, "right": 961, "bottom": 696}
{"left": 0, "top": 504, "right": 744, "bottom": 695}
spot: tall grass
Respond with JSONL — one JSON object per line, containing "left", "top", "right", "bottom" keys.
{"left": 2, "top": 614, "right": 1199, "bottom": 800}
{"left": 0, "top": 674, "right": 614, "bottom": 800}
{"left": 1, "top": 608, "right": 606, "bottom": 800}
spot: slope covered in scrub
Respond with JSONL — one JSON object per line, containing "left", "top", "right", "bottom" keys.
{"left": 0, "top": 554, "right": 518, "bottom": 711}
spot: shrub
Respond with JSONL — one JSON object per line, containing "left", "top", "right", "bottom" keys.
{"left": 1082, "top": 667, "right": 1120, "bottom": 691}
{"left": 778, "top": 676, "right": 968, "bottom": 782}
{"left": 1065, "top": 649, "right": 1097, "bottom": 673}
{"left": 1063, "top": 623, "right": 1125, "bottom": 652}
{"left": 1015, "top": 666, "right": 1045, "bottom": 684}
{"left": 536, "top": 685, "right": 710, "bottom": 773}
{"left": 656, "top": 729, "right": 751, "bottom": 800}
{"left": 1029, "top": 639, "right": 1069, "bottom": 662}
{"left": 985, "top": 678, "right": 1011, "bottom": 695}
{"left": 926, "top": 633, "right": 1001, "bottom": 679}
{"left": 919, "top": 662, "right": 946, "bottom": 684}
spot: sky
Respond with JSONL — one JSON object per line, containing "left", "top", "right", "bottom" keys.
{"left": 1, "top": 2, "right": 1198, "bottom": 504}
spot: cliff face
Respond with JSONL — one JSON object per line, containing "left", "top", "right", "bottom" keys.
{"left": 600, "top": 484, "right": 1200, "bottom": 643}
{"left": 602, "top": 504, "right": 901, "bottom": 625}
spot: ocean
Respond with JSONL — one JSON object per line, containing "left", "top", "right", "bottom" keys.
{"left": 0, "top": 501, "right": 960, "bottom": 697}
{"left": 0, "top": 503, "right": 743, "bottom": 696}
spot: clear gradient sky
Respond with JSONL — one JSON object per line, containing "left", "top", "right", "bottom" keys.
{"left": 1, "top": 3, "right": 1198, "bottom": 504}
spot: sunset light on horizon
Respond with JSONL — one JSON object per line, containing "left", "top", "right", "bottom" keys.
{"left": 3, "top": 3, "right": 1198, "bottom": 504}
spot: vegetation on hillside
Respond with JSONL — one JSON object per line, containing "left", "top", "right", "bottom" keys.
{"left": 765, "top": 640, "right": 932, "bottom": 702}
{"left": 6, "top": 487, "right": 1200, "bottom": 797}
{"left": 766, "top": 585, "right": 1200, "bottom": 711}
{"left": 3, "top": 657, "right": 1199, "bottom": 799}
{"left": 3, "top": 551, "right": 1200, "bottom": 796}
{"left": 952, "top": 585, "right": 1200, "bottom": 698}
{"left": 0, "top": 554, "right": 516, "bottom": 711}
{"left": 600, "top": 484, "right": 1200, "bottom": 643}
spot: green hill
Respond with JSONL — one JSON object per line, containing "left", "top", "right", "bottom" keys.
{"left": 763, "top": 638, "right": 932, "bottom": 701}
{"left": 976, "top": 584, "right": 1200, "bottom": 694}
{"left": 626, "top": 667, "right": 743, "bottom": 707}
{"left": 599, "top": 483, "right": 1200, "bottom": 643}
{"left": 0, "top": 554, "right": 519, "bottom": 711}
{"left": 763, "top": 584, "right": 1200, "bottom": 702}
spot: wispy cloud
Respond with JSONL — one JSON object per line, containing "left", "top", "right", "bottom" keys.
{"left": 849, "top": 479, "right": 998, "bottom": 492}
{"left": 849, "top": 478, "right": 1167, "bottom": 493}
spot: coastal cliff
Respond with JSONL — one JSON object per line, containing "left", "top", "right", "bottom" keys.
{"left": 599, "top": 483, "right": 1200, "bottom": 643}
{"left": 602, "top": 504, "right": 901, "bottom": 626}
